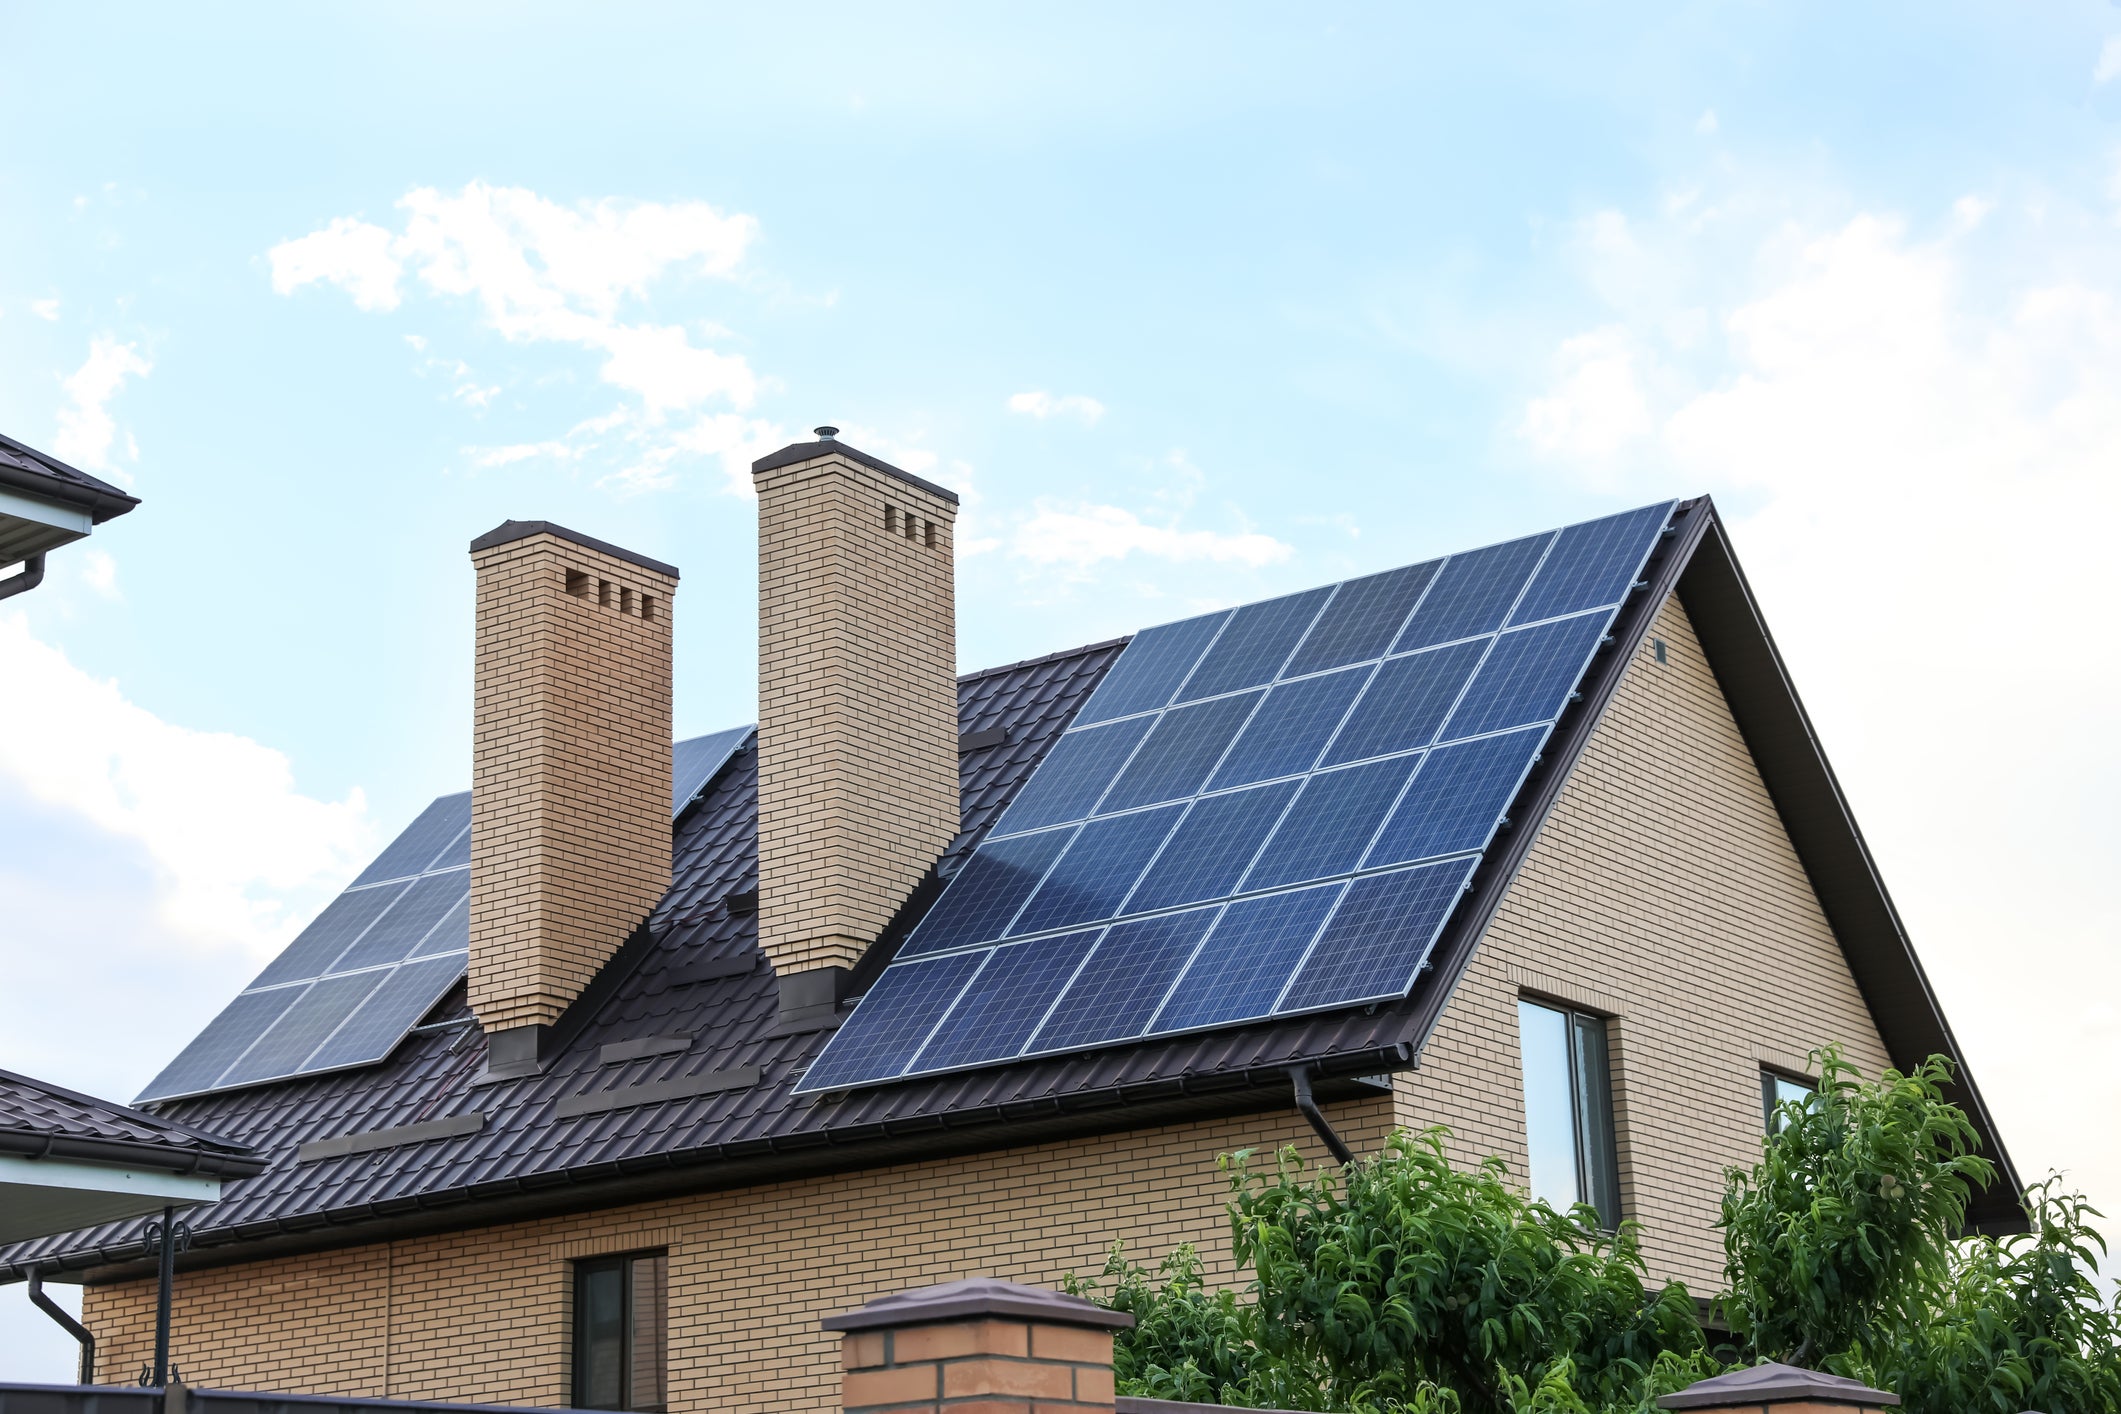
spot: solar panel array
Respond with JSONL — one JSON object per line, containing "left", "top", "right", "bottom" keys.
{"left": 796, "top": 502, "right": 1676, "bottom": 1094}
{"left": 137, "top": 729, "right": 756, "bottom": 1103}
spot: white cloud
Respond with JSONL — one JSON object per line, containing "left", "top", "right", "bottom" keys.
{"left": 269, "top": 182, "right": 769, "bottom": 491}
{"left": 2096, "top": 36, "right": 2121, "bottom": 83}
{"left": 53, "top": 335, "right": 151, "bottom": 473}
{"left": 269, "top": 216, "right": 403, "bottom": 311}
{"left": 1517, "top": 325, "right": 1655, "bottom": 470}
{"left": 1519, "top": 196, "right": 2121, "bottom": 1227}
{"left": 1695, "top": 109, "right": 1719, "bottom": 136}
{"left": 30, "top": 298, "right": 60, "bottom": 321}
{"left": 1010, "top": 501, "right": 1292, "bottom": 570}
{"left": 1007, "top": 390, "right": 1106, "bottom": 424}
{"left": 79, "top": 550, "right": 119, "bottom": 599}
{"left": 0, "top": 614, "right": 372, "bottom": 955}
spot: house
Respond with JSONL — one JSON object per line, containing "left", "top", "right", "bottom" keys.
{"left": 0, "top": 433, "right": 2019, "bottom": 1413}
{"left": 0, "top": 432, "right": 140, "bottom": 600}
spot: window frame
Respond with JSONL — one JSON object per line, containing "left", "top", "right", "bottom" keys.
{"left": 1759, "top": 1067, "right": 1817, "bottom": 1135}
{"left": 1515, "top": 995, "right": 1623, "bottom": 1230}
{"left": 570, "top": 1248, "right": 669, "bottom": 1414}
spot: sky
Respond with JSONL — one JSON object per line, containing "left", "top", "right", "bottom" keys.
{"left": 6, "top": 0, "right": 2121, "bottom": 1377}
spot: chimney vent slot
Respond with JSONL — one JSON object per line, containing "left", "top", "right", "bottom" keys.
{"left": 566, "top": 569, "right": 590, "bottom": 597}
{"left": 620, "top": 586, "right": 634, "bottom": 615}
{"left": 884, "top": 504, "right": 898, "bottom": 533}
{"left": 640, "top": 594, "right": 655, "bottom": 622}
{"left": 598, "top": 579, "right": 612, "bottom": 607}
{"left": 923, "top": 520, "right": 936, "bottom": 549}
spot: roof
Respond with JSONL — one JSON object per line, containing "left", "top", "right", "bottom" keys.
{"left": 0, "top": 495, "right": 2021, "bottom": 1283}
{"left": 0, "top": 432, "right": 141, "bottom": 525}
{"left": 0, "top": 1068, "right": 264, "bottom": 1180}
{"left": 1656, "top": 1361, "right": 1897, "bottom": 1409}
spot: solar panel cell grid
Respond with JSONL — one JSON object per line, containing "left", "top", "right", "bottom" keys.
{"left": 305, "top": 954, "right": 469, "bottom": 1071}
{"left": 1025, "top": 909, "right": 1220, "bottom": 1053}
{"left": 1438, "top": 612, "right": 1609, "bottom": 743}
{"left": 1096, "top": 691, "right": 1262, "bottom": 814}
{"left": 792, "top": 500, "right": 1676, "bottom": 1095}
{"left": 1008, "top": 805, "right": 1184, "bottom": 935}
{"left": 1241, "top": 754, "right": 1423, "bottom": 892}
{"left": 797, "top": 950, "right": 987, "bottom": 1091}
{"left": 1321, "top": 638, "right": 1487, "bottom": 767}
{"left": 249, "top": 882, "right": 412, "bottom": 990}
{"left": 350, "top": 794, "right": 471, "bottom": 887}
{"left": 1283, "top": 561, "right": 1440, "bottom": 677}
{"left": 911, "top": 930, "right": 1103, "bottom": 1071}
{"left": 1174, "top": 587, "right": 1332, "bottom": 702}
{"left": 992, "top": 715, "right": 1154, "bottom": 834}
{"left": 327, "top": 870, "right": 472, "bottom": 974}
{"left": 1509, "top": 503, "right": 1674, "bottom": 626}
{"left": 136, "top": 989, "right": 303, "bottom": 1104}
{"left": 1071, "top": 612, "right": 1227, "bottom": 726}
{"left": 1275, "top": 858, "right": 1477, "bottom": 1013}
{"left": 218, "top": 972, "right": 391, "bottom": 1087}
{"left": 1122, "top": 780, "right": 1299, "bottom": 914}
{"left": 1391, "top": 533, "right": 1552, "bottom": 654}
{"left": 1207, "top": 666, "right": 1372, "bottom": 790}
{"left": 1152, "top": 884, "right": 1344, "bottom": 1033}
{"left": 899, "top": 828, "right": 1074, "bottom": 957}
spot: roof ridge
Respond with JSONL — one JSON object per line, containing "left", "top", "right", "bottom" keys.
{"left": 958, "top": 635, "right": 1129, "bottom": 685}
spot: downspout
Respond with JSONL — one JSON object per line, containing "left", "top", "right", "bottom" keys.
{"left": 152, "top": 1205, "right": 175, "bottom": 1386}
{"left": 1289, "top": 1067, "right": 1355, "bottom": 1166}
{"left": 28, "top": 1269, "right": 94, "bottom": 1384}
{"left": 0, "top": 552, "right": 47, "bottom": 601}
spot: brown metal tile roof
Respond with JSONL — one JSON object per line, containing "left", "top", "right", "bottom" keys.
{"left": 0, "top": 1068, "right": 262, "bottom": 1179}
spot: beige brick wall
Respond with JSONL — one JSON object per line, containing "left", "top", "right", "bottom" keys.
{"left": 83, "top": 593, "right": 1898, "bottom": 1405}
{"left": 1398, "top": 594, "right": 1890, "bottom": 1290}
{"left": 469, "top": 532, "right": 677, "bottom": 1031}
{"left": 754, "top": 452, "right": 960, "bottom": 975}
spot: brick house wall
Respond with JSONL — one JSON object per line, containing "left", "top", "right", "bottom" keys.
{"left": 80, "top": 595, "right": 1894, "bottom": 1409}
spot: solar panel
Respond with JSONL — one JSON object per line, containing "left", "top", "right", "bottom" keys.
{"left": 797, "top": 500, "right": 1676, "bottom": 1094}
{"left": 672, "top": 725, "right": 753, "bottom": 816}
{"left": 140, "top": 726, "right": 755, "bottom": 1103}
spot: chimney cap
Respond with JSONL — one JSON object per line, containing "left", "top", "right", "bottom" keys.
{"left": 752, "top": 437, "right": 960, "bottom": 506}
{"left": 821, "top": 1277, "right": 1134, "bottom": 1333}
{"left": 814, "top": 425, "right": 839, "bottom": 439}
{"left": 468, "top": 519, "right": 681, "bottom": 579}
{"left": 1655, "top": 1363, "right": 1899, "bottom": 1409}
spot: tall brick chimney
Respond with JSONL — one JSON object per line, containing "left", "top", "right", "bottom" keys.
{"left": 467, "top": 520, "right": 679, "bottom": 1074}
{"left": 752, "top": 430, "right": 960, "bottom": 1028}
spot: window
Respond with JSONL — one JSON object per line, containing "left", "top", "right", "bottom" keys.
{"left": 1760, "top": 1069, "right": 1816, "bottom": 1134}
{"left": 573, "top": 1251, "right": 668, "bottom": 1412}
{"left": 1516, "top": 998, "right": 1621, "bottom": 1228}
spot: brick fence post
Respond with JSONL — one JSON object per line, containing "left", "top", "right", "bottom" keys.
{"left": 823, "top": 1278, "right": 1134, "bottom": 1414}
{"left": 1656, "top": 1362, "right": 1899, "bottom": 1414}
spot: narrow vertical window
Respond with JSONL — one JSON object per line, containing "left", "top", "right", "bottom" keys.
{"left": 1760, "top": 1069, "right": 1815, "bottom": 1134}
{"left": 1516, "top": 998, "right": 1621, "bottom": 1227}
{"left": 573, "top": 1251, "right": 668, "bottom": 1412}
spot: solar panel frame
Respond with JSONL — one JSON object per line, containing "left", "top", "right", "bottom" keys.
{"left": 790, "top": 500, "right": 1679, "bottom": 1095}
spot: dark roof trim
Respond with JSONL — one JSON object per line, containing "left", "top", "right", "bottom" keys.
{"left": 0, "top": 433, "right": 141, "bottom": 524}
{"left": 1657, "top": 1361, "right": 1897, "bottom": 1409}
{"left": 466, "top": 520, "right": 679, "bottom": 579}
{"left": 552, "top": 1066, "right": 760, "bottom": 1119}
{"left": 10, "top": 1064, "right": 1396, "bottom": 1286}
{"left": 1675, "top": 514, "right": 2024, "bottom": 1232}
{"left": 750, "top": 439, "right": 961, "bottom": 505}
{"left": 0, "top": 1068, "right": 265, "bottom": 1180}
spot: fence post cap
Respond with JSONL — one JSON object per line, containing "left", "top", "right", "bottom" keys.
{"left": 1656, "top": 1362, "right": 1898, "bottom": 1410}
{"left": 821, "top": 1277, "right": 1135, "bottom": 1332}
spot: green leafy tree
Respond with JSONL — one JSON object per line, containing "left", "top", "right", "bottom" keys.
{"left": 1072, "top": 1051, "right": 2121, "bottom": 1414}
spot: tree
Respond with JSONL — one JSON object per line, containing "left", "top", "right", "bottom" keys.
{"left": 1071, "top": 1052, "right": 2121, "bottom": 1414}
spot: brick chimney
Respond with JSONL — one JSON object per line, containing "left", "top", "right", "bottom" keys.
{"left": 467, "top": 520, "right": 679, "bottom": 1073}
{"left": 752, "top": 431, "right": 960, "bottom": 1028}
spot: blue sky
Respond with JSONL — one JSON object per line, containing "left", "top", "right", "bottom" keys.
{"left": 7, "top": 1, "right": 2121, "bottom": 1374}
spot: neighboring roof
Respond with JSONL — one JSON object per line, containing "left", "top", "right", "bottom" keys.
{"left": 0, "top": 1068, "right": 264, "bottom": 1180}
{"left": 0, "top": 433, "right": 141, "bottom": 525}
{"left": 0, "top": 494, "right": 2021, "bottom": 1282}
{"left": 1656, "top": 1361, "right": 1898, "bottom": 1409}
{"left": 751, "top": 436, "right": 961, "bottom": 505}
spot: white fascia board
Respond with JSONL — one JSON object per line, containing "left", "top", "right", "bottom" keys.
{"left": 0, "top": 1152, "right": 222, "bottom": 1203}
{"left": 0, "top": 486, "right": 95, "bottom": 535}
